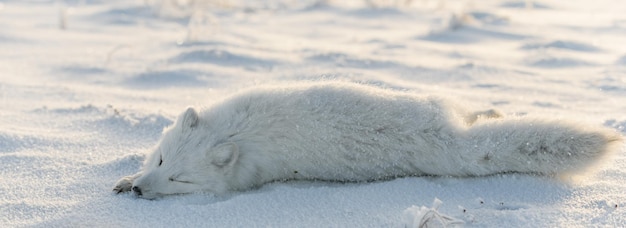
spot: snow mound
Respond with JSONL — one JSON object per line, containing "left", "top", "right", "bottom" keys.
{"left": 521, "top": 40, "right": 601, "bottom": 52}
{"left": 403, "top": 198, "right": 464, "bottom": 228}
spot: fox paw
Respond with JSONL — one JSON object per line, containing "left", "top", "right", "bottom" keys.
{"left": 113, "top": 176, "right": 134, "bottom": 193}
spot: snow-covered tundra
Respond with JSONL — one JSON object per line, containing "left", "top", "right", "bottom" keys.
{"left": 114, "top": 82, "right": 622, "bottom": 199}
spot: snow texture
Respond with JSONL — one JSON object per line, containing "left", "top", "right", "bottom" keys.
{"left": 403, "top": 198, "right": 465, "bottom": 228}
{"left": 1, "top": 0, "right": 626, "bottom": 227}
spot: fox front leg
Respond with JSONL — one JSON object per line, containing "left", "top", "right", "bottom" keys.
{"left": 113, "top": 173, "right": 142, "bottom": 194}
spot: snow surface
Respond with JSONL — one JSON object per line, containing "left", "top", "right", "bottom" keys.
{"left": 1, "top": 0, "right": 626, "bottom": 227}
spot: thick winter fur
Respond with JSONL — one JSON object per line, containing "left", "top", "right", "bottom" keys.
{"left": 113, "top": 82, "right": 623, "bottom": 199}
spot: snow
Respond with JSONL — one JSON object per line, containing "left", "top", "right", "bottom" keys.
{"left": 1, "top": 0, "right": 625, "bottom": 226}
{"left": 404, "top": 198, "right": 464, "bottom": 227}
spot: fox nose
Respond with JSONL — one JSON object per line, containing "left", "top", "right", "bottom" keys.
{"left": 132, "top": 186, "right": 142, "bottom": 196}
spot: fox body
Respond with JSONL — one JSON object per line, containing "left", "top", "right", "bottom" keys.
{"left": 114, "top": 82, "right": 622, "bottom": 199}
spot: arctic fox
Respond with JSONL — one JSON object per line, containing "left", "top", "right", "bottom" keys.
{"left": 113, "top": 82, "right": 622, "bottom": 199}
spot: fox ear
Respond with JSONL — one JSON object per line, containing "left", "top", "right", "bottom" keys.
{"left": 211, "top": 142, "right": 239, "bottom": 168}
{"left": 180, "top": 107, "right": 199, "bottom": 128}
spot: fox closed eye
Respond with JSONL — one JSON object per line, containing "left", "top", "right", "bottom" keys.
{"left": 168, "top": 177, "right": 193, "bottom": 184}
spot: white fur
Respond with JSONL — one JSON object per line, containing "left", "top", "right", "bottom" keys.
{"left": 113, "top": 82, "right": 623, "bottom": 199}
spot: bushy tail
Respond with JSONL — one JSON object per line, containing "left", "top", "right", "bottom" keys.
{"left": 462, "top": 118, "right": 623, "bottom": 176}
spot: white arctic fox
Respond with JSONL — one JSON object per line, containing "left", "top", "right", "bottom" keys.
{"left": 114, "top": 82, "right": 622, "bottom": 199}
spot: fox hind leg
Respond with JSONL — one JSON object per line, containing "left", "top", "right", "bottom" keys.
{"left": 465, "top": 109, "right": 503, "bottom": 125}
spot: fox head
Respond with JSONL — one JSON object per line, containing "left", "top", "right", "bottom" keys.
{"left": 131, "top": 107, "right": 239, "bottom": 199}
